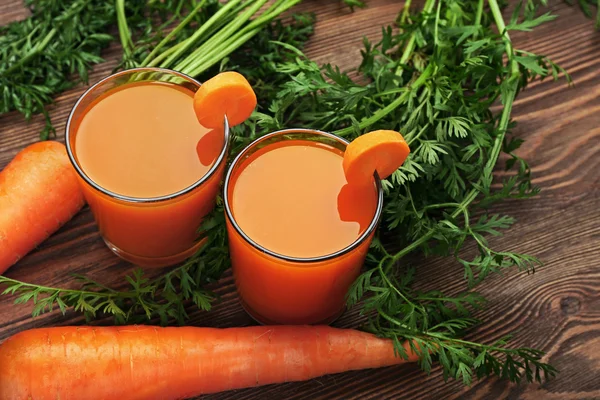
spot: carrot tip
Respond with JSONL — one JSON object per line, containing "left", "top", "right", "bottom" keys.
{"left": 342, "top": 130, "right": 410, "bottom": 185}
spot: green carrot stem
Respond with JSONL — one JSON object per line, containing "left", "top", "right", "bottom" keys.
{"left": 396, "top": 0, "right": 437, "bottom": 76}
{"left": 160, "top": 0, "right": 245, "bottom": 69}
{"left": 141, "top": 0, "right": 208, "bottom": 66}
{"left": 173, "top": 0, "right": 268, "bottom": 72}
{"left": 180, "top": 0, "right": 301, "bottom": 76}
{"left": 146, "top": 38, "right": 192, "bottom": 67}
{"left": 116, "top": 0, "right": 134, "bottom": 59}
{"left": 148, "top": 0, "right": 250, "bottom": 68}
{"left": 183, "top": 27, "right": 257, "bottom": 76}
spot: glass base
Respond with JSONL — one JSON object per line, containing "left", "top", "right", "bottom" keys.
{"left": 103, "top": 238, "right": 205, "bottom": 268}
{"left": 239, "top": 298, "right": 345, "bottom": 326}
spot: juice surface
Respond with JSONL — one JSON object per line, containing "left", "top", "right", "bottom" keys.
{"left": 74, "top": 81, "right": 223, "bottom": 198}
{"left": 229, "top": 140, "right": 378, "bottom": 258}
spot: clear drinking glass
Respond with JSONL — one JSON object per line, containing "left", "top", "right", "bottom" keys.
{"left": 66, "top": 68, "right": 230, "bottom": 268}
{"left": 224, "top": 129, "right": 383, "bottom": 325}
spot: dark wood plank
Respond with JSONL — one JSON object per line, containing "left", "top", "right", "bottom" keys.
{"left": 1, "top": 0, "right": 599, "bottom": 399}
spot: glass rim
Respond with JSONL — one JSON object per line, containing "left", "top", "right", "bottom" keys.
{"left": 223, "top": 128, "right": 384, "bottom": 263}
{"left": 65, "top": 67, "right": 230, "bottom": 204}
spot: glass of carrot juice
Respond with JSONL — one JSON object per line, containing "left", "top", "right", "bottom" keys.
{"left": 224, "top": 129, "right": 383, "bottom": 325}
{"left": 66, "top": 68, "right": 229, "bottom": 268}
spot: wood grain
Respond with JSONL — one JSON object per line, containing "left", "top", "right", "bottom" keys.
{"left": 1, "top": 0, "right": 599, "bottom": 399}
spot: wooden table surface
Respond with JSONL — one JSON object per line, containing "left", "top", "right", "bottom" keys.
{"left": 1, "top": 1, "right": 599, "bottom": 399}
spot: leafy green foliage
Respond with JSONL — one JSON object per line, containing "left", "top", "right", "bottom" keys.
{"left": 0, "top": 0, "right": 116, "bottom": 139}
{"left": 116, "top": 0, "right": 304, "bottom": 78}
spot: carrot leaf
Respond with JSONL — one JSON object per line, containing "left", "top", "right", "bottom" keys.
{"left": 0, "top": 0, "right": 116, "bottom": 139}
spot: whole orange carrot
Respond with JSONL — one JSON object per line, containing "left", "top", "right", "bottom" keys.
{"left": 0, "top": 325, "right": 418, "bottom": 400}
{"left": 0, "top": 141, "right": 84, "bottom": 275}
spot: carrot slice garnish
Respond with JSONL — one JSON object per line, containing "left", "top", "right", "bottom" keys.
{"left": 193, "top": 71, "right": 257, "bottom": 129}
{"left": 342, "top": 130, "right": 410, "bottom": 184}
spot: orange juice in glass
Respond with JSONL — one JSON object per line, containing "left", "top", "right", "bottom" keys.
{"left": 224, "top": 129, "right": 383, "bottom": 325}
{"left": 66, "top": 68, "right": 229, "bottom": 268}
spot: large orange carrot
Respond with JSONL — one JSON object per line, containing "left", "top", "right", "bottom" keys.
{"left": 0, "top": 325, "right": 418, "bottom": 400}
{"left": 0, "top": 141, "right": 84, "bottom": 275}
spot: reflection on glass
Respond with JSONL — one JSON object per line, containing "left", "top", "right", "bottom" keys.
{"left": 336, "top": 181, "right": 377, "bottom": 233}
{"left": 196, "top": 128, "right": 224, "bottom": 167}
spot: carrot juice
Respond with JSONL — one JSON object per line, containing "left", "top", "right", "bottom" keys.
{"left": 224, "top": 129, "right": 383, "bottom": 325}
{"left": 66, "top": 68, "right": 228, "bottom": 267}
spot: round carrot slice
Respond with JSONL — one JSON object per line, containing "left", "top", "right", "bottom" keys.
{"left": 343, "top": 130, "right": 410, "bottom": 184}
{"left": 193, "top": 71, "right": 257, "bottom": 129}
